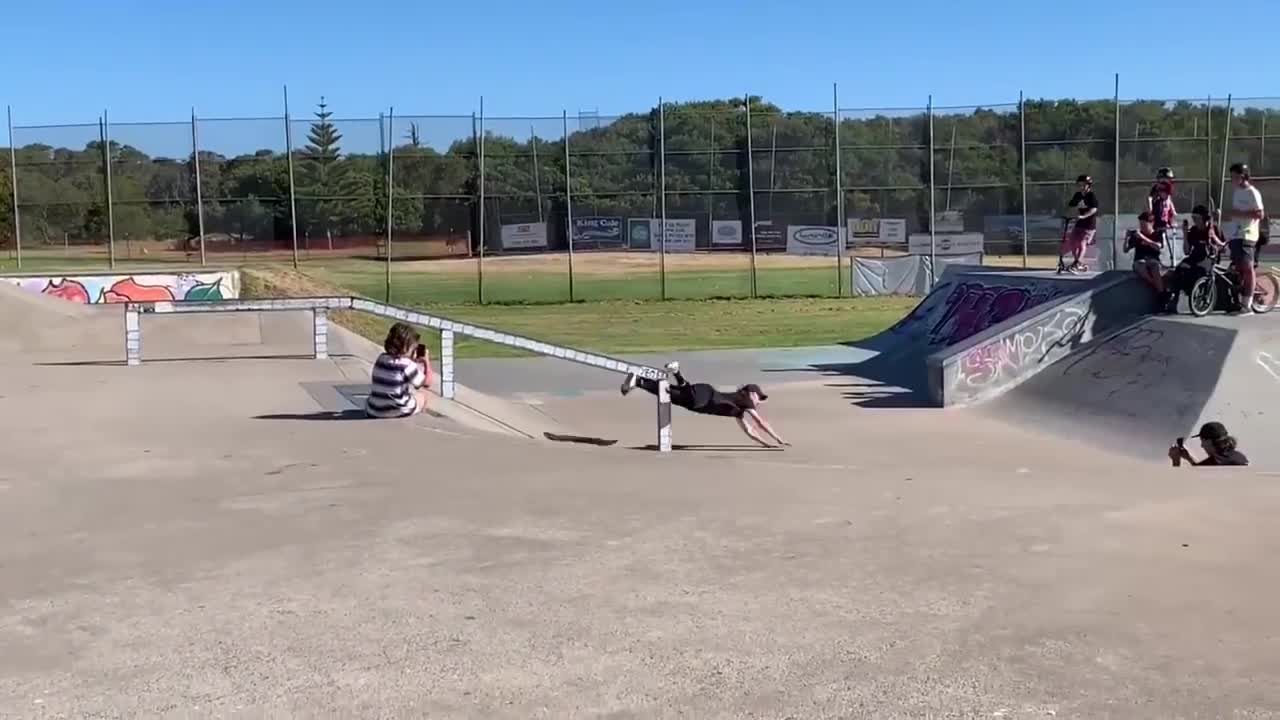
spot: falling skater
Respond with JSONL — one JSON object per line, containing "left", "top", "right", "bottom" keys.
{"left": 621, "top": 362, "right": 789, "bottom": 448}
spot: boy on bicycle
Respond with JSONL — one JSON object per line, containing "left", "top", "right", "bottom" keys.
{"left": 1170, "top": 205, "right": 1224, "bottom": 302}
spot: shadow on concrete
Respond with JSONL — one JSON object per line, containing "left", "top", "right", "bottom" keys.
{"left": 38, "top": 353, "right": 331, "bottom": 367}
{"left": 631, "top": 444, "right": 784, "bottom": 452}
{"left": 254, "top": 410, "right": 370, "bottom": 421}
{"left": 760, "top": 366, "right": 932, "bottom": 408}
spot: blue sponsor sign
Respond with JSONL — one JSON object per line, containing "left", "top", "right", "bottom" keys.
{"left": 572, "top": 216, "right": 624, "bottom": 248}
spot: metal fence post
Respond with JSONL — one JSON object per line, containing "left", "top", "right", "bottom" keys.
{"left": 657, "top": 378, "right": 672, "bottom": 453}
{"left": 563, "top": 109, "right": 576, "bottom": 302}
{"left": 191, "top": 108, "right": 206, "bottom": 267}
{"left": 125, "top": 306, "right": 140, "bottom": 366}
{"left": 440, "top": 329, "right": 456, "bottom": 399}
{"left": 478, "top": 96, "right": 486, "bottom": 304}
{"left": 927, "top": 96, "right": 936, "bottom": 287}
{"left": 745, "top": 94, "right": 758, "bottom": 298}
{"left": 102, "top": 110, "right": 117, "bottom": 270}
{"left": 658, "top": 97, "right": 668, "bottom": 300}
{"left": 1111, "top": 75, "right": 1121, "bottom": 271}
{"left": 385, "top": 107, "right": 396, "bottom": 303}
{"left": 312, "top": 308, "right": 328, "bottom": 359}
{"left": 833, "top": 83, "right": 844, "bottom": 296}
{"left": 283, "top": 85, "right": 300, "bottom": 270}
{"left": 1219, "top": 94, "right": 1234, "bottom": 208}
{"left": 1206, "top": 96, "right": 1214, "bottom": 208}
{"left": 1019, "top": 90, "right": 1028, "bottom": 268}
{"left": 6, "top": 106, "right": 20, "bottom": 269}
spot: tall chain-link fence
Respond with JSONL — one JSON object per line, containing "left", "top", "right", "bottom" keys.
{"left": 4, "top": 90, "right": 1278, "bottom": 304}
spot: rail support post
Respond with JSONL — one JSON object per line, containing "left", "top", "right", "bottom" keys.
{"left": 125, "top": 306, "right": 140, "bottom": 366}
{"left": 657, "top": 378, "right": 672, "bottom": 453}
{"left": 312, "top": 308, "right": 328, "bottom": 360}
{"left": 440, "top": 329, "right": 456, "bottom": 399}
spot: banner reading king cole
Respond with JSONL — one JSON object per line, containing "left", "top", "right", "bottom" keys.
{"left": 571, "top": 216, "right": 623, "bottom": 248}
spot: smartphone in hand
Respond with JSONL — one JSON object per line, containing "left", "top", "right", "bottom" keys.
{"left": 414, "top": 343, "right": 427, "bottom": 361}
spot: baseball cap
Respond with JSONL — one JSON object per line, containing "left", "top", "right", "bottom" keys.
{"left": 741, "top": 383, "right": 768, "bottom": 401}
{"left": 1193, "top": 421, "right": 1229, "bottom": 441}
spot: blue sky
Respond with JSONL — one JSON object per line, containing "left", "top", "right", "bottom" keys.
{"left": 3, "top": 0, "right": 1277, "bottom": 151}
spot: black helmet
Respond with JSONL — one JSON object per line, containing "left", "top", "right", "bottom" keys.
{"left": 1076, "top": 174, "right": 1092, "bottom": 185}
{"left": 1230, "top": 162, "right": 1251, "bottom": 178}
{"left": 1156, "top": 167, "right": 1174, "bottom": 180}
{"left": 1192, "top": 204, "right": 1211, "bottom": 218}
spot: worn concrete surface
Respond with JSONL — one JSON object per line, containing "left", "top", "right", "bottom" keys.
{"left": 3, "top": 289, "right": 1280, "bottom": 718}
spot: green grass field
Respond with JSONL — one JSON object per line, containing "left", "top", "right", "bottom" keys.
{"left": 237, "top": 262, "right": 918, "bottom": 359}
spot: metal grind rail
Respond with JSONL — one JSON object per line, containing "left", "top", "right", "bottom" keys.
{"left": 124, "top": 297, "right": 674, "bottom": 452}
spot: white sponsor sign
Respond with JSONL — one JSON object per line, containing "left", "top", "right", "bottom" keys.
{"left": 846, "top": 218, "right": 907, "bottom": 245}
{"left": 787, "top": 225, "right": 842, "bottom": 256}
{"left": 907, "top": 232, "right": 985, "bottom": 256}
{"left": 661, "top": 218, "right": 696, "bottom": 253}
{"left": 711, "top": 220, "right": 743, "bottom": 246}
{"left": 500, "top": 222, "right": 547, "bottom": 249}
{"left": 933, "top": 211, "right": 965, "bottom": 234}
{"left": 631, "top": 218, "right": 697, "bottom": 253}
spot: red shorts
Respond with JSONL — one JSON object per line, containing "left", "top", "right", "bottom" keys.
{"left": 1063, "top": 226, "right": 1095, "bottom": 253}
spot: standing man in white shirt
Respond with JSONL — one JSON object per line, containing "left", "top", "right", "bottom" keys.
{"left": 1226, "top": 163, "right": 1265, "bottom": 315}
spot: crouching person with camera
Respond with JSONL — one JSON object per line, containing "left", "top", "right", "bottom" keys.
{"left": 1169, "top": 422, "right": 1249, "bottom": 467}
{"left": 366, "top": 321, "right": 434, "bottom": 418}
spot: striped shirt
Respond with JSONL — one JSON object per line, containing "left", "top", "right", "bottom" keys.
{"left": 365, "top": 353, "right": 426, "bottom": 418}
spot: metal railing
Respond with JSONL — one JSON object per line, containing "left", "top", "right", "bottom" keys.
{"left": 123, "top": 296, "right": 673, "bottom": 451}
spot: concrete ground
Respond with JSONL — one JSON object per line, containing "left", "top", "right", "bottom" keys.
{"left": 3, "top": 298, "right": 1280, "bottom": 718}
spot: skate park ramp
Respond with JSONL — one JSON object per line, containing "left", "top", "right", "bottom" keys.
{"left": 982, "top": 313, "right": 1280, "bottom": 467}
{"left": 811, "top": 266, "right": 1152, "bottom": 406}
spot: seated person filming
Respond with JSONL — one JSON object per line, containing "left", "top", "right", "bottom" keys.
{"left": 1127, "top": 211, "right": 1167, "bottom": 299}
{"left": 366, "top": 322, "right": 433, "bottom": 418}
{"left": 1168, "top": 422, "right": 1249, "bottom": 467}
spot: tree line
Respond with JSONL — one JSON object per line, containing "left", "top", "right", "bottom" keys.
{"left": 1, "top": 96, "right": 1275, "bottom": 251}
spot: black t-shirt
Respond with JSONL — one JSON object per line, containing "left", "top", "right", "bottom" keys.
{"left": 1199, "top": 449, "right": 1249, "bottom": 466}
{"left": 1184, "top": 225, "right": 1213, "bottom": 263}
{"left": 1069, "top": 191, "right": 1099, "bottom": 230}
{"left": 1129, "top": 229, "right": 1162, "bottom": 260}
{"left": 690, "top": 383, "right": 746, "bottom": 418}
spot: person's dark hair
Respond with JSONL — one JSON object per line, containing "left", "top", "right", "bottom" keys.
{"left": 1212, "top": 435, "right": 1239, "bottom": 454}
{"left": 731, "top": 383, "right": 768, "bottom": 409}
{"left": 1077, "top": 174, "right": 1092, "bottom": 185}
{"left": 1192, "top": 204, "right": 1210, "bottom": 218}
{"left": 1231, "top": 162, "right": 1251, "bottom": 180}
{"left": 383, "top": 321, "right": 420, "bottom": 357}
{"left": 1138, "top": 210, "right": 1154, "bottom": 223}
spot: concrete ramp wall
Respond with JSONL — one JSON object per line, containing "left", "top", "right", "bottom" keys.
{"left": 928, "top": 272, "right": 1158, "bottom": 406}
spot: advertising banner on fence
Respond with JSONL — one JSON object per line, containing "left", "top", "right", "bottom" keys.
{"left": 626, "top": 218, "right": 697, "bottom": 252}
{"left": 500, "top": 222, "right": 548, "bottom": 250}
{"left": 846, "top": 218, "right": 907, "bottom": 246}
{"left": 753, "top": 222, "right": 786, "bottom": 250}
{"left": 982, "top": 215, "right": 1065, "bottom": 244}
{"left": 907, "top": 233, "right": 985, "bottom": 256}
{"left": 933, "top": 210, "right": 965, "bottom": 233}
{"left": 787, "top": 225, "right": 842, "bottom": 256}
{"left": 626, "top": 218, "right": 654, "bottom": 250}
{"left": 571, "top": 216, "right": 624, "bottom": 248}
{"left": 711, "top": 220, "right": 743, "bottom": 247}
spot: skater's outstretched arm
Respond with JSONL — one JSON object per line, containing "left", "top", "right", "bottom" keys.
{"left": 744, "top": 409, "right": 788, "bottom": 446}
{"left": 735, "top": 416, "right": 773, "bottom": 447}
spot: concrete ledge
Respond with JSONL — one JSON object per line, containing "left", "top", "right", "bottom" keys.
{"left": 927, "top": 271, "right": 1157, "bottom": 407}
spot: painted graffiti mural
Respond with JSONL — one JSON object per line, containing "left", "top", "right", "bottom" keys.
{"left": 893, "top": 278, "right": 1069, "bottom": 348}
{"left": 927, "top": 281, "right": 1067, "bottom": 347}
{"left": 1, "top": 271, "right": 240, "bottom": 304}
{"left": 952, "top": 304, "right": 1087, "bottom": 392}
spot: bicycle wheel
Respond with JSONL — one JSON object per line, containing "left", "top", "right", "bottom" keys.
{"left": 1252, "top": 272, "right": 1280, "bottom": 314}
{"left": 1188, "top": 275, "right": 1216, "bottom": 317}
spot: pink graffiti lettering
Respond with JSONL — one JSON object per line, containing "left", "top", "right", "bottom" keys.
{"left": 928, "top": 282, "right": 1064, "bottom": 347}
